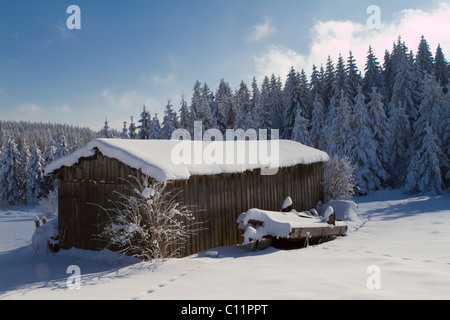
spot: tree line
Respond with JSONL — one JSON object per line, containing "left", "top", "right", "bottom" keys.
{"left": 110, "top": 35, "right": 449, "bottom": 196}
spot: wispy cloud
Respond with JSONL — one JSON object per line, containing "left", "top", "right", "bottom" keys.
{"left": 97, "top": 89, "right": 160, "bottom": 112}
{"left": 147, "top": 72, "right": 178, "bottom": 85}
{"left": 248, "top": 17, "right": 277, "bottom": 43}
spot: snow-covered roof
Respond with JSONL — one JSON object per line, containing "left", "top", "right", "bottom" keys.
{"left": 45, "top": 139, "right": 329, "bottom": 182}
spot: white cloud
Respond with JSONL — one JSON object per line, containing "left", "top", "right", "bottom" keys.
{"left": 253, "top": 2, "right": 450, "bottom": 78}
{"left": 97, "top": 89, "right": 160, "bottom": 115}
{"left": 253, "top": 45, "right": 306, "bottom": 82}
{"left": 148, "top": 72, "right": 178, "bottom": 85}
{"left": 248, "top": 17, "right": 277, "bottom": 43}
{"left": 52, "top": 104, "right": 71, "bottom": 113}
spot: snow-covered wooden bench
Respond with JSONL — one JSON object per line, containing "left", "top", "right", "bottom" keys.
{"left": 237, "top": 207, "right": 348, "bottom": 250}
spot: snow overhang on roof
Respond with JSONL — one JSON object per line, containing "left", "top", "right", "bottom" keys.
{"left": 44, "top": 139, "right": 330, "bottom": 182}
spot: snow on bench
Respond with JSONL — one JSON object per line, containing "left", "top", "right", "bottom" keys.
{"left": 236, "top": 208, "right": 347, "bottom": 245}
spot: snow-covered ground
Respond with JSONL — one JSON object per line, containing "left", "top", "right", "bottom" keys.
{"left": 1, "top": 189, "right": 449, "bottom": 300}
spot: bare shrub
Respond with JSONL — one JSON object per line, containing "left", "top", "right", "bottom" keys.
{"left": 98, "top": 174, "right": 202, "bottom": 266}
{"left": 324, "top": 154, "right": 356, "bottom": 201}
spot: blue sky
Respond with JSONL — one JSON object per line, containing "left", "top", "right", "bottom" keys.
{"left": 1, "top": 0, "right": 449, "bottom": 130}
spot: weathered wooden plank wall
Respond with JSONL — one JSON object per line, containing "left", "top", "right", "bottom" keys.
{"left": 57, "top": 150, "right": 325, "bottom": 257}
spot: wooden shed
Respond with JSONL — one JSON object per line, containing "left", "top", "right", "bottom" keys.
{"left": 45, "top": 139, "right": 329, "bottom": 256}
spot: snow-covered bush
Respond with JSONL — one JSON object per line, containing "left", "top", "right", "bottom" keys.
{"left": 324, "top": 154, "right": 356, "bottom": 201}
{"left": 39, "top": 188, "right": 58, "bottom": 217}
{"left": 31, "top": 217, "right": 60, "bottom": 254}
{"left": 98, "top": 174, "right": 200, "bottom": 264}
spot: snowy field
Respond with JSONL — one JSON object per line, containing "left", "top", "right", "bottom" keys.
{"left": 0, "top": 189, "right": 449, "bottom": 300}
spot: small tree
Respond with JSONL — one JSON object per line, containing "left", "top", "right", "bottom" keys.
{"left": 98, "top": 174, "right": 202, "bottom": 267}
{"left": 324, "top": 154, "right": 356, "bottom": 201}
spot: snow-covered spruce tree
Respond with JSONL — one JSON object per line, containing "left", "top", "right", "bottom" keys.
{"left": 291, "top": 108, "right": 311, "bottom": 146}
{"left": 149, "top": 113, "right": 161, "bottom": 140}
{"left": 189, "top": 81, "right": 202, "bottom": 135}
{"left": 161, "top": 101, "right": 177, "bottom": 139}
{"left": 137, "top": 106, "right": 151, "bottom": 140}
{"left": 98, "top": 174, "right": 201, "bottom": 264}
{"left": 101, "top": 119, "right": 114, "bottom": 138}
{"left": 367, "top": 86, "right": 390, "bottom": 176}
{"left": 128, "top": 116, "right": 137, "bottom": 139}
{"left": 42, "top": 137, "right": 57, "bottom": 195}
{"left": 199, "top": 84, "right": 215, "bottom": 131}
{"left": 215, "top": 80, "right": 233, "bottom": 132}
{"left": 120, "top": 120, "right": 129, "bottom": 139}
{"left": 403, "top": 124, "right": 444, "bottom": 194}
{"left": 18, "top": 140, "right": 30, "bottom": 203}
{"left": 0, "top": 137, "right": 20, "bottom": 205}
{"left": 54, "top": 135, "right": 69, "bottom": 160}
{"left": 350, "top": 87, "right": 386, "bottom": 194}
{"left": 415, "top": 36, "right": 434, "bottom": 77}
{"left": 324, "top": 154, "right": 356, "bottom": 201}
{"left": 345, "top": 51, "right": 362, "bottom": 103}
{"left": 309, "top": 93, "right": 326, "bottom": 150}
{"left": 326, "top": 89, "right": 352, "bottom": 157}
{"left": 250, "top": 77, "right": 261, "bottom": 130}
{"left": 282, "top": 67, "right": 302, "bottom": 139}
{"left": 268, "top": 74, "right": 285, "bottom": 130}
{"left": 234, "top": 80, "right": 251, "bottom": 131}
{"left": 178, "top": 96, "right": 190, "bottom": 131}
{"left": 364, "top": 46, "right": 383, "bottom": 94}
{"left": 387, "top": 99, "right": 411, "bottom": 187}
{"left": 27, "top": 144, "right": 45, "bottom": 203}
{"left": 444, "top": 88, "right": 450, "bottom": 184}
{"left": 258, "top": 76, "right": 273, "bottom": 133}
{"left": 434, "top": 44, "right": 449, "bottom": 93}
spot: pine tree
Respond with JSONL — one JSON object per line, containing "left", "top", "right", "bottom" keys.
{"left": 149, "top": 113, "right": 161, "bottom": 140}
{"left": 234, "top": 80, "right": 251, "bottom": 130}
{"left": 137, "top": 106, "right": 151, "bottom": 140}
{"left": 54, "top": 135, "right": 69, "bottom": 160}
{"left": 215, "top": 80, "right": 232, "bottom": 132}
{"left": 389, "top": 41, "right": 419, "bottom": 127}
{"left": 0, "top": 137, "right": 20, "bottom": 205}
{"left": 282, "top": 67, "right": 302, "bottom": 139}
{"left": 443, "top": 88, "right": 450, "bottom": 183}
{"left": 322, "top": 56, "right": 335, "bottom": 108}
{"left": 310, "top": 65, "right": 323, "bottom": 99}
{"left": 268, "top": 74, "right": 284, "bottom": 130}
{"left": 309, "top": 93, "right": 326, "bottom": 150}
{"left": 345, "top": 51, "right": 362, "bottom": 101}
{"left": 367, "top": 86, "right": 390, "bottom": 171}
{"left": 414, "top": 74, "right": 445, "bottom": 150}
{"left": 326, "top": 89, "right": 352, "bottom": 157}
{"left": 291, "top": 108, "right": 311, "bottom": 146}
{"left": 27, "top": 144, "right": 45, "bottom": 203}
{"left": 161, "top": 100, "right": 177, "bottom": 139}
{"left": 179, "top": 96, "right": 191, "bottom": 131}
{"left": 120, "top": 120, "right": 129, "bottom": 139}
{"left": 189, "top": 81, "right": 202, "bottom": 134}
{"left": 351, "top": 87, "right": 386, "bottom": 194}
{"left": 18, "top": 140, "right": 30, "bottom": 203}
{"left": 101, "top": 119, "right": 114, "bottom": 138}
{"left": 258, "top": 76, "right": 272, "bottom": 131}
{"left": 128, "top": 116, "right": 137, "bottom": 139}
{"left": 364, "top": 46, "right": 382, "bottom": 93}
{"left": 434, "top": 44, "right": 449, "bottom": 93}
{"left": 403, "top": 124, "right": 444, "bottom": 194}
{"left": 330, "top": 54, "right": 348, "bottom": 101}
{"left": 199, "top": 84, "right": 215, "bottom": 131}
{"left": 387, "top": 97, "right": 411, "bottom": 187}
{"left": 250, "top": 77, "right": 261, "bottom": 129}
{"left": 42, "top": 137, "right": 56, "bottom": 194}
{"left": 416, "top": 35, "right": 434, "bottom": 77}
